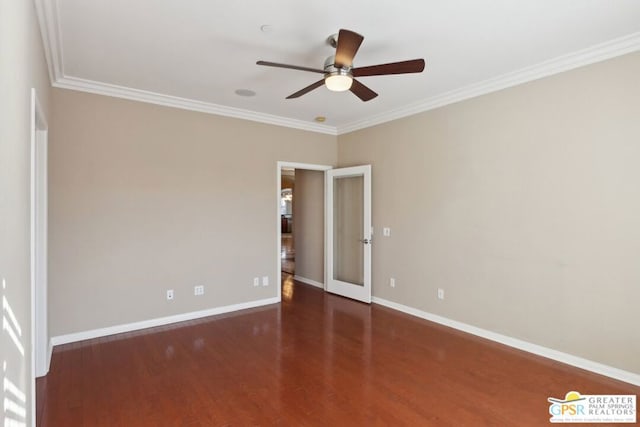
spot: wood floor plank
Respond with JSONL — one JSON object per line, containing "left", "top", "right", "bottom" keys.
{"left": 37, "top": 274, "right": 639, "bottom": 426}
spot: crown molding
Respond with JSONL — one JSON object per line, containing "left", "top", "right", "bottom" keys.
{"left": 53, "top": 76, "right": 337, "bottom": 135}
{"left": 34, "top": 0, "right": 64, "bottom": 83}
{"left": 35, "top": 0, "right": 336, "bottom": 135}
{"left": 35, "top": 0, "right": 638, "bottom": 136}
{"left": 336, "top": 32, "right": 640, "bottom": 135}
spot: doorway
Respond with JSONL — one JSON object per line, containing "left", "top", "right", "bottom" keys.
{"left": 276, "top": 162, "right": 372, "bottom": 304}
{"left": 276, "top": 162, "right": 332, "bottom": 301}
{"left": 280, "top": 169, "right": 295, "bottom": 275}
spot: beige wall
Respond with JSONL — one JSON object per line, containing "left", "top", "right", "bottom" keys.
{"left": 44, "top": 45, "right": 639, "bottom": 377}
{"left": 293, "top": 170, "right": 324, "bottom": 284}
{"left": 338, "top": 52, "right": 640, "bottom": 374}
{"left": 0, "top": 1, "right": 52, "bottom": 425}
{"left": 49, "top": 89, "right": 336, "bottom": 336}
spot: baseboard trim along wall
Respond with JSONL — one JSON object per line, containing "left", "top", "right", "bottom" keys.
{"left": 47, "top": 341, "right": 53, "bottom": 372}
{"left": 293, "top": 275, "right": 325, "bottom": 289}
{"left": 50, "top": 296, "right": 280, "bottom": 347}
{"left": 372, "top": 296, "right": 640, "bottom": 387}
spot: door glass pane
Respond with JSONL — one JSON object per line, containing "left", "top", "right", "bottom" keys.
{"left": 333, "top": 175, "right": 364, "bottom": 285}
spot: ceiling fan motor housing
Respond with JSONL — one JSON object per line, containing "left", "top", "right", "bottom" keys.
{"left": 324, "top": 55, "right": 351, "bottom": 73}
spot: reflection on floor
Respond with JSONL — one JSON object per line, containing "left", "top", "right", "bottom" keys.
{"left": 281, "top": 233, "right": 294, "bottom": 274}
{"left": 281, "top": 272, "right": 295, "bottom": 301}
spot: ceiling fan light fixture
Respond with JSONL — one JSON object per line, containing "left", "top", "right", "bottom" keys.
{"left": 325, "top": 71, "right": 353, "bottom": 92}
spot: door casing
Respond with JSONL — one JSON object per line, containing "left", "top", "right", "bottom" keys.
{"left": 30, "top": 88, "right": 49, "bottom": 426}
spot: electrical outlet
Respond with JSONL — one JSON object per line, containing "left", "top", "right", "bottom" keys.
{"left": 390, "top": 277, "right": 396, "bottom": 288}
{"left": 253, "top": 277, "right": 260, "bottom": 287}
{"left": 437, "top": 288, "right": 444, "bottom": 300}
{"left": 166, "top": 289, "right": 174, "bottom": 300}
{"left": 194, "top": 285, "right": 204, "bottom": 296}
{"left": 262, "top": 276, "right": 269, "bottom": 287}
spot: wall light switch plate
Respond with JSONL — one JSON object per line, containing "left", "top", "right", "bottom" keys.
{"left": 262, "top": 276, "right": 269, "bottom": 287}
{"left": 166, "top": 289, "right": 174, "bottom": 300}
{"left": 383, "top": 227, "right": 391, "bottom": 237}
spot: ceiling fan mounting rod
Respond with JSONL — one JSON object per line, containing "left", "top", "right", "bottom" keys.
{"left": 327, "top": 33, "right": 339, "bottom": 49}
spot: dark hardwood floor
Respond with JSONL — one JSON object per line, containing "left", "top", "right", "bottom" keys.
{"left": 37, "top": 274, "right": 639, "bottom": 426}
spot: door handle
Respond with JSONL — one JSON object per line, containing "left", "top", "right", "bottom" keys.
{"left": 360, "top": 238, "right": 372, "bottom": 245}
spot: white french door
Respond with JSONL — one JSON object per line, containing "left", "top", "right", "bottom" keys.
{"left": 325, "top": 165, "right": 371, "bottom": 303}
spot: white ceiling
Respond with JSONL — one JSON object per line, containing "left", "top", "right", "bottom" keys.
{"left": 38, "top": 0, "right": 640, "bottom": 134}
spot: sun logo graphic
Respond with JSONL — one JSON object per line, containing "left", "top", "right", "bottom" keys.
{"left": 548, "top": 391, "right": 586, "bottom": 418}
{"left": 549, "top": 391, "right": 636, "bottom": 423}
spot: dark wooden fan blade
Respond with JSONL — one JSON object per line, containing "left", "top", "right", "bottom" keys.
{"left": 350, "top": 79, "right": 378, "bottom": 102}
{"left": 257, "top": 61, "right": 325, "bottom": 74}
{"left": 334, "top": 29, "right": 364, "bottom": 68}
{"left": 352, "top": 59, "right": 425, "bottom": 77}
{"left": 286, "top": 79, "right": 326, "bottom": 99}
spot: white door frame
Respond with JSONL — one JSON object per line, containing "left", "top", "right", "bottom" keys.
{"left": 30, "top": 88, "right": 49, "bottom": 424}
{"left": 276, "top": 162, "right": 332, "bottom": 301}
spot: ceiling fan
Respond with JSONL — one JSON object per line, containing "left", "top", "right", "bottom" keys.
{"left": 257, "top": 29, "right": 425, "bottom": 102}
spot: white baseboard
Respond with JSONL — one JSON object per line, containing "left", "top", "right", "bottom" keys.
{"left": 293, "top": 275, "right": 325, "bottom": 289}
{"left": 50, "top": 297, "right": 280, "bottom": 347}
{"left": 35, "top": 342, "right": 53, "bottom": 378}
{"left": 372, "top": 296, "right": 640, "bottom": 387}
{"left": 46, "top": 340, "right": 53, "bottom": 372}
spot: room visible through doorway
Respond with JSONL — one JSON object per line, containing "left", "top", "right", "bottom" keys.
{"left": 281, "top": 168, "right": 295, "bottom": 274}
{"left": 276, "top": 162, "right": 331, "bottom": 301}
